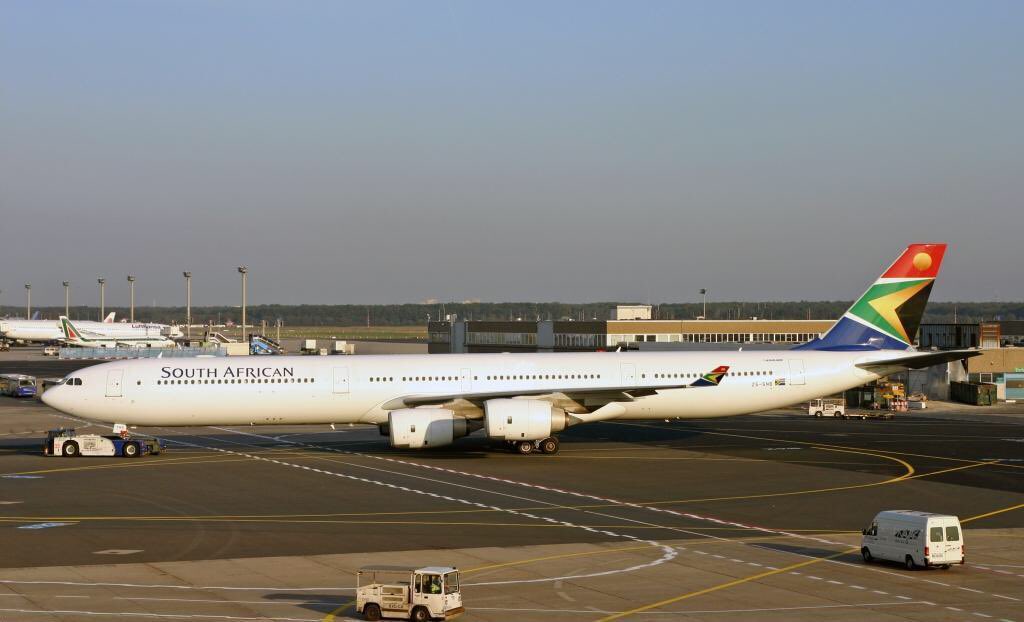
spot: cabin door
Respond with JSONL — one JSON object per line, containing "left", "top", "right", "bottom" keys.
{"left": 105, "top": 370, "right": 124, "bottom": 397}
{"left": 333, "top": 367, "right": 350, "bottom": 394}
{"left": 788, "top": 359, "right": 806, "bottom": 385}
{"left": 621, "top": 363, "right": 636, "bottom": 385}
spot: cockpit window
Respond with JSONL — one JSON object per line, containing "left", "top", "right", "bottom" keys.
{"left": 67, "top": 378, "right": 83, "bottom": 386}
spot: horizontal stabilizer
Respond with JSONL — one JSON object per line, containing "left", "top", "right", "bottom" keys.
{"left": 856, "top": 350, "right": 981, "bottom": 373}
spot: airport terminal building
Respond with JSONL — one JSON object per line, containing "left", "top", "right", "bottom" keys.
{"left": 429, "top": 306, "right": 1024, "bottom": 402}
{"left": 428, "top": 310, "right": 833, "bottom": 354}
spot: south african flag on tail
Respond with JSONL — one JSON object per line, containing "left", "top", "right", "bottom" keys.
{"left": 795, "top": 243, "right": 946, "bottom": 351}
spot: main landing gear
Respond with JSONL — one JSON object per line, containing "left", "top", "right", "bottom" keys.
{"left": 509, "top": 437, "right": 560, "bottom": 455}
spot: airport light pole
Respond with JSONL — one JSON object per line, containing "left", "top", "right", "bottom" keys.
{"left": 700, "top": 288, "right": 708, "bottom": 320}
{"left": 24, "top": 283, "right": 31, "bottom": 319}
{"left": 63, "top": 281, "right": 70, "bottom": 317}
{"left": 98, "top": 278, "right": 106, "bottom": 321}
{"left": 127, "top": 275, "right": 136, "bottom": 322}
{"left": 237, "top": 266, "right": 248, "bottom": 342}
{"left": 183, "top": 272, "right": 192, "bottom": 340}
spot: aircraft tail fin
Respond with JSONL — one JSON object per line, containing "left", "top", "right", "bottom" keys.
{"left": 103, "top": 312, "right": 116, "bottom": 323}
{"left": 795, "top": 243, "right": 946, "bottom": 351}
{"left": 59, "top": 316, "right": 86, "bottom": 342}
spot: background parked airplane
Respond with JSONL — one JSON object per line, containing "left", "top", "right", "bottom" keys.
{"left": 58, "top": 316, "right": 177, "bottom": 349}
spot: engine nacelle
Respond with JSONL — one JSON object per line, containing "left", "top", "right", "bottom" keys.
{"left": 484, "top": 399, "right": 569, "bottom": 441}
{"left": 388, "top": 408, "right": 468, "bottom": 449}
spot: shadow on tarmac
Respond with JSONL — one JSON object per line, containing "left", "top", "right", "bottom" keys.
{"left": 265, "top": 594, "right": 353, "bottom": 616}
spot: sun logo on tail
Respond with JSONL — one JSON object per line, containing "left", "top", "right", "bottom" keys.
{"left": 847, "top": 245, "right": 945, "bottom": 345}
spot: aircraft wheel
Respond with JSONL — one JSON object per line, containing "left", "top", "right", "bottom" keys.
{"left": 540, "top": 437, "right": 559, "bottom": 454}
{"left": 123, "top": 442, "right": 139, "bottom": 458}
{"left": 516, "top": 441, "right": 534, "bottom": 455}
{"left": 62, "top": 441, "right": 79, "bottom": 457}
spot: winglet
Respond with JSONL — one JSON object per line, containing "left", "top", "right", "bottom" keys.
{"left": 689, "top": 365, "right": 729, "bottom": 387}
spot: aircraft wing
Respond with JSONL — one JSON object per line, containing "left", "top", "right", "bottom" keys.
{"left": 855, "top": 350, "right": 981, "bottom": 373}
{"left": 381, "top": 365, "right": 730, "bottom": 410}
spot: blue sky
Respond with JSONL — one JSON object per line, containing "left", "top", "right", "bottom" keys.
{"left": 2, "top": 1, "right": 1021, "bottom": 306}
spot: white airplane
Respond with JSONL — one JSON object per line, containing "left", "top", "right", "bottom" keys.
{"left": 58, "top": 316, "right": 178, "bottom": 349}
{"left": 42, "top": 244, "right": 977, "bottom": 455}
{"left": 0, "top": 312, "right": 117, "bottom": 343}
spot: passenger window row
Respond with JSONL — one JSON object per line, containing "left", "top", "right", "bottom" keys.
{"left": 369, "top": 374, "right": 605, "bottom": 383}
{"left": 485, "top": 374, "right": 600, "bottom": 381}
{"left": 647, "top": 370, "right": 771, "bottom": 379}
{"left": 155, "top": 378, "right": 315, "bottom": 385}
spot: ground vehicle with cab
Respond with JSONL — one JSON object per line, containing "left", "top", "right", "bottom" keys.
{"left": 356, "top": 565, "right": 463, "bottom": 621}
{"left": 43, "top": 428, "right": 163, "bottom": 458}
{"left": 862, "top": 510, "right": 964, "bottom": 569}
{"left": 808, "top": 398, "right": 844, "bottom": 418}
{"left": 0, "top": 374, "right": 37, "bottom": 398}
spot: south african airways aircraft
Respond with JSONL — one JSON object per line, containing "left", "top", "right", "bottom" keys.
{"left": 42, "top": 244, "right": 977, "bottom": 455}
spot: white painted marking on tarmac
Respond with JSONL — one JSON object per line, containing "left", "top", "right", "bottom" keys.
{"left": 974, "top": 613, "right": 992, "bottom": 619}
{"left": 0, "top": 607, "right": 321, "bottom": 621}
{"left": 0, "top": 501, "right": 23, "bottom": 504}
{"left": 204, "top": 424, "right": 1019, "bottom": 603}
{"left": 922, "top": 579, "right": 950, "bottom": 586}
{"left": 2, "top": 475, "right": 43, "bottom": 479}
{"left": 960, "top": 587, "right": 985, "bottom": 594}
{"left": 992, "top": 594, "right": 1020, "bottom": 601}
{"left": 947, "top": 606, "right": 963, "bottom": 611}
{"left": 179, "top": 432, "right": 679, "bottom": 586}
{"left": 216, "top": 425, "right": 846, "bottom": 551}
{"left": 18, "top": 522, "right": 74, "bottom": 530}
{"left": 93, "top": 550, "right": 143, "bottom": 555}
{"left": 115, "top": 597, "right": 337, "bottom": 607}
{"left": 0, "top": 579, "right": 351, "bottom": 592}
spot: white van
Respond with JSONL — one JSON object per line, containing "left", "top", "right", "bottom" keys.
{"left": 861, "top": 510, "right": 964, "bottom": 569}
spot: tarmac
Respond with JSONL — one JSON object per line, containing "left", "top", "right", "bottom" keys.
{"left": 1, "top": 357, "right": 1023, "bottom": 621}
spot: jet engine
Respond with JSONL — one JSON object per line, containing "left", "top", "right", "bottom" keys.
{"left": 388, "top": 408, "right": 469, "bottom": 449}
{"left": 484, "top": 399, "right": 571, "bottom": 441}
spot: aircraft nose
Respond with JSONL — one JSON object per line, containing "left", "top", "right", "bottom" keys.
{"left": 41, "top": 384, "right": 68, "bottom": 412}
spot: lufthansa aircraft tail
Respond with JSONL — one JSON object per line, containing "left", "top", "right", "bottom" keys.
{"left": 795, "top": 243, "right": 946, "bottom": 351}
